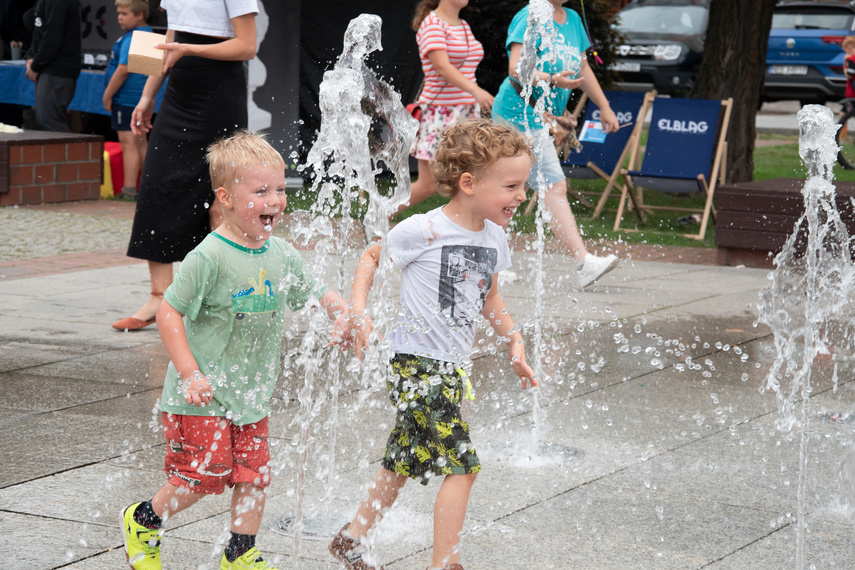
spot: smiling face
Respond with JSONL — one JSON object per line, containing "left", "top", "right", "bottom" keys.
{"left": 470, "top": 153, "right": 532, "bottom": 228}
{"left": 116, "top": 7, "right": 145, "bottom": 31}
{"left": 217, "top": 164, "right": 287, "bottom": 248}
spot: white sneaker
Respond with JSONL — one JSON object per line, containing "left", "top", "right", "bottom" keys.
{"left": 498, "top": 269, "right": 518, "bottom": 285}
{"left": 578, "top": 253, "right": 618, "bottom": 288}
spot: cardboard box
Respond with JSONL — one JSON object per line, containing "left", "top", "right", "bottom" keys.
{"left": 128, "top": 30, "right": 167, "bottom": 77}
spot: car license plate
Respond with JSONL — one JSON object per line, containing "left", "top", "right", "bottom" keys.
{"left": 610, "top": 61, "right": 641, "bottom": 73}
{"left": 769, "top": 65, "right": 808, "bottom": 75}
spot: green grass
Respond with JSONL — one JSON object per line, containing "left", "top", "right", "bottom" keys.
{"left": 286, "top": 131, "right": 837, "bottom": 249}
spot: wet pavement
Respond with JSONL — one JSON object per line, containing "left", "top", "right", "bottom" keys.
{"left": 3, "top": 199, "right": 855, "bottom": 569}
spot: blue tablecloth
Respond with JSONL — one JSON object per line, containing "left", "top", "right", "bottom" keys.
{"left": 0, "top": 62, "right": 165, "bottom": 116}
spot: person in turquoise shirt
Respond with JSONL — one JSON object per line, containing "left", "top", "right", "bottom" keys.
{"left": 493, "top": 0, "right": 620, "bottom": 289}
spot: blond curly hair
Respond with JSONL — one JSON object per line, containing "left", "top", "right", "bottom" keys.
{"left": 431, "top": 119, "right": 534, "bottom": 199}
{"left": 206, "top": 130, "right": 284, "bottom": 190}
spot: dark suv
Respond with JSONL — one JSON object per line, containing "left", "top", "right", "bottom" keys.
{"left": 764, "top": 0, "right": 855, "bottom": 104}
{"left": 610, "top": 0, "right": 710, "bottom": 96}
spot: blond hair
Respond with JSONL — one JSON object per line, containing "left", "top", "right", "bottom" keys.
{"left": 431, "top": 119, "right": 534, "bottom": 198}
{"left": 207, "top": 130, "right": 285, "bottom": 190}
{"left": 844, "top": 36, "right": 855, "bottom": 50}
{"left": 115, "top": 0, "right": 149, "bottom": 20}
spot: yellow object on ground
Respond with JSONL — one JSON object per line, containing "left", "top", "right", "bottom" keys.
{"left": 100, "top": 150, "right": 113, "bottom": 199}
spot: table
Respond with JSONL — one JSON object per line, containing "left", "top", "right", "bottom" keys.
{"left": 0, "top": 62, "right": 165, "bottom": 116}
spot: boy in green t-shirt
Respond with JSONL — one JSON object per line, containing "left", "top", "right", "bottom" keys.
{"left": 121, "top": 131, "right": 351, "bottom": 570}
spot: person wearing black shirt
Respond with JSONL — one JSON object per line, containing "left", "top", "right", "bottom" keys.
{"left": 25, "top": 0, "right": 81, "bottom": 132}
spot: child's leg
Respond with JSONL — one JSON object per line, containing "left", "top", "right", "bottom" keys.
{"left": 151, "top": 482, "right": 205, "bottom": 521}
{"left": 230, "top": 482, "right": 267, "bottom": 535}
{"left": 117, "top": 130, "right": 143, "bottom": 189}
{"left": 221, "top": 483, "right": 268, "bottom": 562}
{"left": 431, "top": 472, "right": 477, "bottom": 569}
{"left": 349, "top": 468, "right": 408, "bottom": 538}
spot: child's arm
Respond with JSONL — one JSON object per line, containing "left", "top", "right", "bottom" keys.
{"left": 349, "top": 242, "right": 382, "bottom": 360}
{"left": 157, "top": 299, "right": 213, "bottom": 407}
{"left": 318, "top": 289, "right": 351, "bottom": 348}
{"left": 481, "top": 277, "right": 538, "bottom": 390}
{"left": 102, "top": 64, "right": 129, "bottom": 111}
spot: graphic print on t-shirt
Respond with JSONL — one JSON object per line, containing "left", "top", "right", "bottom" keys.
{"left": 439, "top": 245, "right": 497, "bottom": 328}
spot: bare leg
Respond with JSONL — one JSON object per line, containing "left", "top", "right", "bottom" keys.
{"left": 431, "top": 473, "right": 477, "bottom": 568}
{"left": 230, "top": 483, "right": 267, "bottom": 535}
{"left": 118, "top": 130, "right": 145, "bottom": 189}
{"left": 543, "top": 178, "right": 588, "bottom": 263}
{"left": 151, "top": 482, "right": 205, "bottom": 523}
{"left": 349, "top": 468, "right": 408, "bottom": 538}
{"left": 130, "top": 260, "right": 172, "bottom": 321}
{"left": 393, "top": 159, "right": 437, "bottom": 217}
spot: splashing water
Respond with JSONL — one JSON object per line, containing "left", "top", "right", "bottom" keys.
{"left": 269, "top": 13, "right": 417, "bottom": 563}
{"left": 756, "top": 104, "right": 855, "bottom": 569}
{"left": 514, "top": 0, "right": 560, "bottom": 452}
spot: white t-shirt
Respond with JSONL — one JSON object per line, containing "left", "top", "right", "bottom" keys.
{"left": 387, "top": 207, "right": 511, "bottom": 364}
{"left": 162, "top": 0, "right": 258, "bottom": 38}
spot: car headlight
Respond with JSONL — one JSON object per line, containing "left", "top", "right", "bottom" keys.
{"left": 654, "top": 44, "right": 682, "bottom": 61}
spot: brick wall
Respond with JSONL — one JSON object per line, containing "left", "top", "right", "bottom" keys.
{"left": 0, "top": 132, "right": 104, "bottom": 206}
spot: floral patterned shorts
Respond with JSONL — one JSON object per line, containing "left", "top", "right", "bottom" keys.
{"left": 412, "top": 103, "right": 481, "bottom": 161}
{"left": 381, "top": 354, "right": 481, "bottom": 485}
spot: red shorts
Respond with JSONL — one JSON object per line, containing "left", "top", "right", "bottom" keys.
{"left": 161, "top": 413, "right": 271, "bottom": 495}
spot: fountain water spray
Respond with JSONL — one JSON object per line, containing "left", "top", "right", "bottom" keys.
{"left": 757, "top": 104, "right": 855, "bottom": 568}
{"left": 514, "top": 0, "right": 562, "bottom": 449}
{"left": 268, "top": 13, "right": 417, "bottom": 565}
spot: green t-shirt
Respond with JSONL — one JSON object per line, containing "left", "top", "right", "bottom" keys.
{"left": 160, "top": 233, "right": 327, "bottom": 425}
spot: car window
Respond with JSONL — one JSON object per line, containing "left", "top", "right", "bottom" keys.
{"left": 616, "top": 6, "right": 708, "bottom": 35}
{"left": 772, "top": 8, "right": 853, "bottom": 30}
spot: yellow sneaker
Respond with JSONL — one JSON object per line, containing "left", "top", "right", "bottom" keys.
{"left": 220, "top": 547, "right": 278, "bottom": 570}
{"left": 122, "top": 503, "right": 163, "bottom": 570}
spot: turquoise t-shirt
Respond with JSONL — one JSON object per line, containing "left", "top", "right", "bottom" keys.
{"left": 160, "top": 233, "right": 327, "bottom": 425}
{"left": 492, "top": 6, "right": 591, "bottom": 131}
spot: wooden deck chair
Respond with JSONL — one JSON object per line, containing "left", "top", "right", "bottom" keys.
{"left": 559, "top": 90, "right": 655, "bottom": 218}
{"left": 614, "top": 96, "right": 733, "bottom": 241}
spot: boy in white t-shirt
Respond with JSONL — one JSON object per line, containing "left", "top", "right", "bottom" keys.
{"left": 329, "top": 119, "right": 538, "bottom": 570}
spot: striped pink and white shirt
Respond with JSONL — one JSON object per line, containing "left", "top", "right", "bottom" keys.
{"left": 416, "top": 12, "right": 484, "bottom": 106}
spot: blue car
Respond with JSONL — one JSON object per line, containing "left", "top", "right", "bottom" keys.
{"left": 764, "top": 0, "right": 855, "bottom": 105}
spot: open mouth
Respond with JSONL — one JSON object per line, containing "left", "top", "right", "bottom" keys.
{"left": 260, "top": 214, "right": 275, "bottom": 230}
{"left": 502, "top": 207, "right": 516, "bottom": 217}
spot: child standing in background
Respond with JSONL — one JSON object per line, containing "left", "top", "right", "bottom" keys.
{"left": 103, "top": 0, "right": 151, "bottom": 200}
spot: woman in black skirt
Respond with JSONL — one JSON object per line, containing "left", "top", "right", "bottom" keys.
{"left": 112, "top": 1, "right": 258, "bottom": 331}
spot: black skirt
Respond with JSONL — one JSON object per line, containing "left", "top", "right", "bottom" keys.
{"left": 127, "top": 32, "right": 248, "bottom": 264}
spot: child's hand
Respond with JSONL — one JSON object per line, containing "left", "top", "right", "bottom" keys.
{"left": 182, "top": 370, "right": 213, "bottom": 407}
{"left": 328, "top": 311, "right": 352, "bottom": 350}
{"left": 102, "top": 94, "right": 112, "bottom": 112}
{"left": 350, "top": 310, "right": 375, "bottom": 360}
{"left": 510, "top": 340, "right": 538, "bottom": 390}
